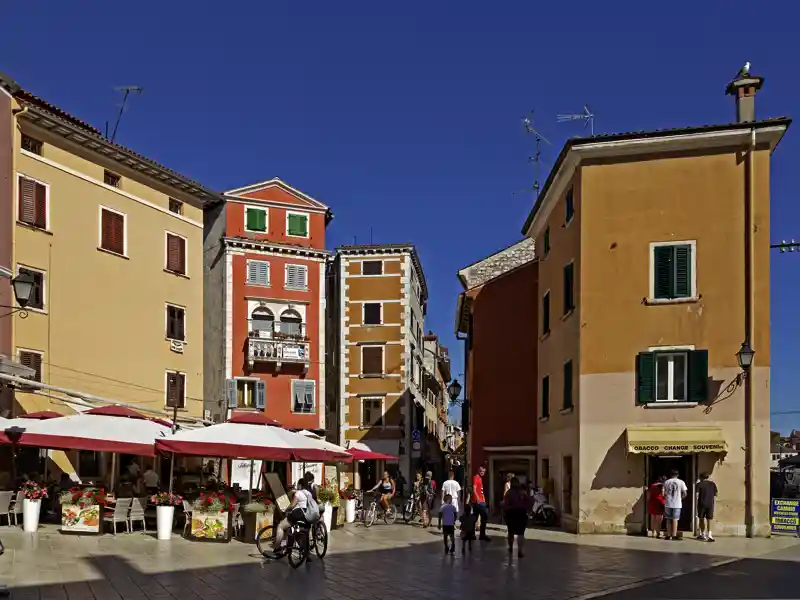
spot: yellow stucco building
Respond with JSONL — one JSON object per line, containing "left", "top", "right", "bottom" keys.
{"left": 2, "top": 75, "right": 219, "bottom": 421}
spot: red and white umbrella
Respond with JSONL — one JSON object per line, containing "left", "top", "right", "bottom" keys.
{"left": 4, "top": 405, "right": 171, "bottom": 456}
{"left": 347, "top": 441, "right": 396, "bottom": 461}
{"left": 155, "top": 411, "right": 352, "bottom": 462}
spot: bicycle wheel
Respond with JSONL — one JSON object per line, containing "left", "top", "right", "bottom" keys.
{"left": 385, "top": 504, "right": 397, "bottom": 525}
{"left": 365, "top": 503, "right": 377, "bottom": 528}
{"left": 255, "top": 525, "right": 275, "bottom": 558}
{"left": 312, "top": 521, "right": 328, "bottom": 558}
{"left": 287, "top": 530, "right": 308, "bottom": 569}
{"left": 402, "top": 499, "right": 414, "bottom": 523}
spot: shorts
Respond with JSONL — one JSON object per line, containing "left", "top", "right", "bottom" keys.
{"left": 664, "top": 506, "right": 681, "bottom": 520}
{"left": 442, "top": 525, "right": 455, "bottom": 536}
{"left": 697, "top": 505, "right": 714, "bottom": 520}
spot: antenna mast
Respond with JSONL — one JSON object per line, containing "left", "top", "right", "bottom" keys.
{"left": 557, "top": 104, "right": 595, "bottom": 136}
{"left": 109, "top": 86, "right": 143, "bottom": 143}
{"left": 521, "top": 110, "right": 552, "bottom": 198}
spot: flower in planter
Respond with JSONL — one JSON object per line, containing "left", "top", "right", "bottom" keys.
{"left": 316, "top": 487, "right": 337, "bottom": 504}
{"left": 194, "top": 491, "right": 235, "bottom": 513}
{"left": 151, "top": 492, "right": 183, "bottom": 506}
{"left": 60, "top": 486, "right": 106, "bottom": 507}
{"left": 21, "top": 480, "right": 48, "bottom": 500}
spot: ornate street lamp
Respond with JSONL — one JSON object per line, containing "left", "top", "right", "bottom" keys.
{"left": 447, "top": 379, "right": 462, "bottom": 403}
{"left": 1, "top": 272, "right": 35, "bottom": 319}
{"left": 736, "top": 340, "right": 755, "bottom": 372}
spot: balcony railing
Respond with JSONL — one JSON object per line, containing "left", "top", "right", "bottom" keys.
{"left": 247, "top": 338, "right": 310, "bottom": 371}
{"left": 248, "top": 320, "right": 307, "bottom": 340}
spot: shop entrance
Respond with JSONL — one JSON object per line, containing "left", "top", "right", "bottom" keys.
{"left": 647, "top": 454, "right": 694, "bottom": 533}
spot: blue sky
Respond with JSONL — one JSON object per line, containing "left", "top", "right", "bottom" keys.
{"left": 2, "top": 1, "right": 798, "bottom": 431}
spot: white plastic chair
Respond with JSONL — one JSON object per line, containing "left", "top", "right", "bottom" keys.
{"left": 9, "top": 491, "right": 23, "bottom": 526}
{"left": 0, "top": 492, "right": 13, "bottom": 526}
{"left": 104, "top": 497, "right": 132, "bottom": 535}
{"left": 230, "top": 503, "right": 241, "bottom": 538}
{"left": 128, "top": 497, "right": 147, "bottom": 533}
{"left": 182, "top": 500, "right": 193, "bottom": 536}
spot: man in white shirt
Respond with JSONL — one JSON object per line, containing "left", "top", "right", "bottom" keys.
{"left": 662, "top": 469, "right": 688, "bottom": 541}
{"left": 143, "top": 467, "right": 159, "bottom": 494}
{"left": 439, "top": 470, "right": 462, "bottom": 528}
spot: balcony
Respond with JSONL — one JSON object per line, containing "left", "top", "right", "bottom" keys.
{"left": 248, "top": 320, "right": 307, "bottom": 340}
{"left": 247, "top": 321, "right": 309, "bottom": 370}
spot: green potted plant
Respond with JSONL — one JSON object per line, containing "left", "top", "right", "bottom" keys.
{"left": 240, "top": 492, "right": 274, "bottom": 542}
{"left": 317, "top": 486, "right": 336, "bottom": 532}
{"left": 20, "top": 481, "right": 48, "bottom": 533}
{"left": 59, "top": 487, "right": 105, "bottom": 535}
{"left": 189, "top": 491, "right": 235, "bottom": 543}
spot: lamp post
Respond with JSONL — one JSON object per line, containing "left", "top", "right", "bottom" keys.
{"left": 446, "top": 378, "right": 466, "bottom": 481}
{"left": 737, "top": 338, "right": 755, "bottom": 537}
{"left": 736, "top": 339, "right": 755, "bottom": 373}
{"left": 0, "top": 272, "right": 35, "bottom": 319}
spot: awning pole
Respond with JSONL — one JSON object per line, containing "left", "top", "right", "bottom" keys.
{"left": 110, "top": 454, "right": 116, "bottom": 493}
{"left": 168, "top": 452, "right": 176, "bottom": 494}
{"left": 248, "top": 460, "right": 254, "bottom": 503}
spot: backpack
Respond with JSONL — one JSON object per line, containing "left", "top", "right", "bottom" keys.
{"left": 302, "top": 489, "right": 320, "bottom": 522}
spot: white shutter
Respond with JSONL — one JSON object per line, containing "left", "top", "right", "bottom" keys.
{"left": 304, "top": 381, "right": 315, "bottom": 411}
{"left": 247, "top": 260, "right": 269, "bottom": 286}
{"left": 285, "top": 265, "right": 307, "bottom": 290}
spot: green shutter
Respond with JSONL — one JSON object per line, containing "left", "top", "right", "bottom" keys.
{"left": 563, "top": 361, "right": 573, "bottom": 409}
{"left": 674, "top": 245, "right": 691, "bottom": 298}
{"left": 636, "top": 352, "right": 655, "bottom": 404}
{"left": 542, "top": 292, "right": 550, "bottom": 333}
{"left": 288, "top": 214, "right": 308, "bottom": 236}
{"left": 543, "top": 227, "right": 550, "bottom": 255}
{"left": 653, "top": 246, "right": 674, "bottom": 299}
{"left": 542, "top": 376, "right": 550, "bottom": 418}
{"left": 246, "top": 208, "right": 266, "bottom": 231}
{"left": 688, "top": 349, "right": 708, "bottom": 402}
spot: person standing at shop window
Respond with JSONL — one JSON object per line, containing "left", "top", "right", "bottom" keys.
{"left": 472, "top": 465, "right": 491, "bottom": 541}
{"left": 695, "top": 473, "right": 718, "bottom": 542}
{"left": 662, "top": 469, "right": 687, "bottom": 541}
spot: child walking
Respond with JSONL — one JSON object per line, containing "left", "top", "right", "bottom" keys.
{"left": 440, "top": 493, "right": 457, "bottom": 554}
{"left": 460, "top": 503, "right": 477, "bottom": 553}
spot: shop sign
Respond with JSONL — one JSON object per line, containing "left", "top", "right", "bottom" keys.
{"left": 629, "top": 442, "right": 726, "bottom": 453}
{"left": 190, "top": 511, "right": 232, "bottom": 542}
{"left": 771, "top": 498, "right": 800, "bottom": 536}
{"left": 61, "top": 503, "right": 102, "bottom": 534}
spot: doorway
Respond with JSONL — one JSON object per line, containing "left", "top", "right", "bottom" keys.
{"left": 647, "top": 454, "right": 695, "bottom": 533}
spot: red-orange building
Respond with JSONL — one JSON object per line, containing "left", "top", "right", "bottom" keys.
{"left": 204, "top": 178, "right": 331, "bottom": 430}
{"left": 455, "top": 238, "right": 538, "bottom": 508}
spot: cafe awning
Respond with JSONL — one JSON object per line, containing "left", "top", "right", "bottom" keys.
{"left": 626, "top": 426, "right": 727, "bottom": 454}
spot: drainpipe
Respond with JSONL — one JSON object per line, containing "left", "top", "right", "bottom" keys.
{"left": 744, "top": 128, "right": 756, "bottom": 537}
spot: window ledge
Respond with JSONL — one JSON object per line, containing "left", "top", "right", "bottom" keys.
{"left": 246, "top": 282, "right": 271, "bottom": 288}
{"left": 560, "top": 407, "right": 574, "bottom": 415}
{"left": 164, "top": 407, "right": 188, "bottom": 412}
{"left": 164, "top": 269, "right": 190, "bottom": 280}
{"left": 97, "top": 247, "right": 129, "bottom": 260}
{"left": 24, "top": 307, "right": 47, "bottom": 315}
{"left": 16, "top": 222, "right": 53, "bottom": 235}
{"left": 644, "top": 296, "right": 700, "bottom": 306}
{"left": 539, "top": 416, "right": 550, "bottom": 423}
{"left": 166, "top": 337, "right": 187, "bottom": 345}
{"left": 285, "top": 287, "right": 309, "bottom": 292}
{"left": 561, "top": 309, "right": 575, "bottom": 322}
{"left": 541, "top": 330, "right": 551, "bottom": 342}
{"left": 360, "top": 374, "right": 385, "bottom": 379}
{"left": 644, "top": 402, "right": 699, "bottom": 409}
{"left": 291, "top": 410, "right": 317, "bottom": 415}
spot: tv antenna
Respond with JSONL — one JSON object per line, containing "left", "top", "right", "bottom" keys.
{"left": 107, "top": 86, "right": 143, "bottom": 143}
{"left": 520, "top": 110, "right": 552, "bottom": 198}
{"left": 557, "top": 104, "right": 595, "bottom": 136}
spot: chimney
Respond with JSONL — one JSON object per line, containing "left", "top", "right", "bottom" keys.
{"left": 725, "top": 71, "right": 764, "bottom": 123}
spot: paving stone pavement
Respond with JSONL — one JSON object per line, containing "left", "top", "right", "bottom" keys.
{"left": 0, "top": 523, "right": 798, "bottom": 600}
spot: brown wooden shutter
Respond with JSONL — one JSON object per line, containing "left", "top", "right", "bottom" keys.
{"left": 167, "top": 372, "right": 184, "bottom": 407}
{"left": 34, "top": 182, "right": 47, "bottom": 228}
{"left": 167, "top": 234, "right": 186, "bottom": 274}
{"left": 18, "top": 177, "right": 35, "bottom": 224}
{"left": 101, "top": 210, "right": 125, "bottom": 255}
{"left": 362, "top": 346, "right": 383, "bottom": 375}
{"left": 20, "top": 351, "right": 43, "bottom": 382}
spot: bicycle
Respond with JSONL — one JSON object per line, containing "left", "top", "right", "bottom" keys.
{"left": 402, "top": 493, "right": 419, "bottom": 524}
{"left": 256, "top": 514, "right": 328, "bottom": 568}
{"left": 364, "top": 492, "right": 397, "bottom": 527}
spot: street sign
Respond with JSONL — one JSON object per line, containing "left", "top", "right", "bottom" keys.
{"left": 412, "top": 429, "right": 421, "bottom": 442}
{"left": 771, "top": 498, "right": 800, "bottom": 536}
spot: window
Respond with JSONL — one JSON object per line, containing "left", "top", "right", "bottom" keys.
{"left": 362, "top": 398, "right": 384, "bottom": 427}
{"left": 166, "top": 304, "right": 185, "bottom": 341}
{"left": 17, "top": 267, "right": 44, "bottom": 310}
{"left": 278, "top": 309, "right": 303, "bottom": 338}
{"left": 99, "top": 207, "right": 126, "bottom": 255}
{"left": 541, "top": 375, "right": 550, "bottom": 419}
{"left": 563, "top": 360, "right": 573, "bottom": 410}
{"left": 563, "top": 263, "right": 574, "bottom": 314}
{"left": 286, "top": 212, "right": 309, "bottom": 237}
{"left": 228, "top": 379, "right": 266, "bottom": 410}
{"left": 362, "top": 260, "right": 383, "bottom": 275}
{"left": 166, "top": 371, "right": 186, "bottom": 408}
{"left": 542, "top": 291, "right": 550, "bottom": 335}
{"left": 562, "top": 456, "right": 573, "bottom": 515}
{"left": 104, "top": 170, "right": 121, "bottom": 188}
{"left": 17, "top": 175, "right": 47, "bottom": 229}
{"left": 21, "top": 134, "right": 43, "bottom": 156}
{"left": 285, "top": 264, "right": 307, "bottom": 290}
{"left": 245, "top": 207, "right": 268, "bottom": 232}
{"left": 166, "top": 233, "right": 187, "bottom": 275}
{"left": 247, "top": 260, "right": 270, "bottom": 286}
{"left": 541, "top": 458, "right": 550, "bottom": 481}
{"left": 250, "top": 308, "right": 274, "bottom": 335}
{"left": 362, "top": 345, "right": 384, "bottom": 376}
{"left": 652, "top": 243, "right": 694, "bottom": 300}
{"left": 169, "top": 199, "right": 183, "bottom": 215}
{"left": 292, "top": 380, "right": 315, "bottom": 413}
{"left": 364, "top": 303, "right": 382, "bottom": 325}
{"left": 543, "top": 226, "right": 550, "bottom": 256}
{"left": 18, "top": 350, "right": 43, "bottom": 382}
{"left": 565, "top": 187, "right": 574, "bottom": 223}
{"left": 636, "top": 349, "right": 708, "bottom": 404}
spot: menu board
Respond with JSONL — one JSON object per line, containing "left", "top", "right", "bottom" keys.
{"left": 771, "top": 498, "right": 800, "bottom": 536}
{"left": 190, "top": 511, "right": 231, "bottom": 542}
{"left": 61, "top": 504, "right": 102, "bottom": 534}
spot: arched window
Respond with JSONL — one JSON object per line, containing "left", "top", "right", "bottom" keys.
{"left": 251, "top": 307, "right": 274, "bottom": 336}
{"left": 279, "top": 308, "right": 303, "bottom": 337}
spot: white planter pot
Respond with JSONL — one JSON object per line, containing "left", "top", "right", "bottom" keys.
{"left": 156, "top": 505, "right": 175, "bottom": 540}
{"left": 322, "top": 502, "right": 333, "bottom": 531}
{"left": 345, "top": 498, "right": 356, "bottom": 523}
{"left": 22, "top": 498, "right": 41, "bottom": 533}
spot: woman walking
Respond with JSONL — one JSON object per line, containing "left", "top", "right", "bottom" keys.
{"left": 502, "top": 477, "right": 531, "bottom": 557}
{"left": 647, "top": 475, "right": 666, "bottom": 538}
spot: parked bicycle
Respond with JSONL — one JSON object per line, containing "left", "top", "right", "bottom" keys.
{"left": 402, "top": 492, "right": 419, "bottom": 524}
{"left": 255, "top": 512, "right": 328, "bottom": 569}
